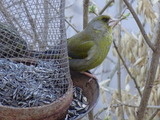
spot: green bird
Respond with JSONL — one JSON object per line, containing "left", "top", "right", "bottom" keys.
{"left": 68, "top": 15, "right": 116, "bottom": 72}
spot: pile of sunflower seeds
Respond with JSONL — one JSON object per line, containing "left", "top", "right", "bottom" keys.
{"left": 0, "top": 59, "right": 69, "bottom": 107}
{"left": 65, "top": 87, "right": 89, "bottom": 120}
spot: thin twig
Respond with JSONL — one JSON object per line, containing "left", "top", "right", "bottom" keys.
{"left": 0, "top": 2, "right": 32, "bottom": 39}
{"left": 92, "top": 12, "right": 99, "bottom": 16}
{"left": 6, "top": 1, "right": 22, "bottom": 9}
{"left": 94, "top": 106, "right": 109, "bottom": 118}
{"left": 136, "top": 9, "right": 160, "bottom": 120}
{"left": 113, "top": 40, "right": 142, "bottom": 97}
{"left": 42, "top": 0, "right": 49, "bottom": 49}
{"left": 83, "top": 0, "right": 89, "bottom": 29}
{"left": 115, "top": 102, "right": 160, "bottom": 109}
{"left": 94, "top": 103, "right": 160, "bottom": 119}
{"left": 116, "top": 1, "right": 125, "bottom": 119}
{"left": 122, "top": 0, "right": 155, "bottom": 51}
{"left": 107, "top": 62, "right": 118, "bottom": 81}
{"left": 107, "top": 56, "right": 116, "bottom": 64}
{"left": 22, "top": 0, "right": 39, "bottom": 43}
{"left": 148, "top": 109, "right": 160, "bottom": 120}
{"left": 65, "top": 19, "right": 79, "bottom": 33}
{"left": 65, "top": 1, "right": 75, "bottom": 9}
{"left": 118, "top": 8, "right": 127, "bottom": 19}
{"left": 13, "top": 17, "right": 33, "bottom": 39}
{"left": 0, "top": 1, "right": 15, "bottom": 27}
{"left": 99, "top": 0, "right": 114, "bottom": 15}
{"left": 47, "top": 1, "right": 79, "bottom": 34}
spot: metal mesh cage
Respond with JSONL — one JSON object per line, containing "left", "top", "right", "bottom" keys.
{"left": 0, "top": 0, "right": 71, "bottom": 108}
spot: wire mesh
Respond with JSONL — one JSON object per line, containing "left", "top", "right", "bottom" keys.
{"left": 0, "top": 0, "right": 71, "bottom": 107}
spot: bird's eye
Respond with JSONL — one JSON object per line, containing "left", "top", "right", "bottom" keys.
{"left": 102, "top": 18, "right": 110, "bottom": 23}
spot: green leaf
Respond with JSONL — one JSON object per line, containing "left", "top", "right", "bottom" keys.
{"left": 89, "top": 5, "right": 97, "bottom": 13}
{"left": 122, "top": 13, "right": 130, "bottom": 20}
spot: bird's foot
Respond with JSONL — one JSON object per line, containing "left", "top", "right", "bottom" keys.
{"left": 81, "top": 72, "right": 97, "bottom": 81}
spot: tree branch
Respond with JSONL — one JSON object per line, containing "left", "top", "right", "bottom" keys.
{"left": 94, "top": 103, "right": 160, "bottom": 119}
{"left": 148, "top": 109, "right": 160, "bottom": 120}
{"left": 42, "top": 0, "right": 49, "bottom": 49}
{"left": 107, "top": 62, "right": 118, "bottom": 83}
{"left": 65, "top": 19, "right": 79, "bottom": 33}
{"left": 136, "top": 13, "right": 160, "bottom": 120}
{"left": 94, "top": 106, "right": 109, "bottom": 118}
{"left": 22, "top": 0, "right": 39, "bottom": 44}
{"left": 0, "top": 1, "right": 15, "bottom": 26}
{"left": 113, "top": 40, "right": 142, "bottom": 97}
{"left": 115, "top": 102, "right": 160, "bottom": 109}
{"left": 83, "top": 1, "right": 94, "bottom": 120}
{"left": 122, "top": 0, "right": 155, "bottom": 51}
{"left": 88, "top": 110, "right": 94, "bottom": 120}
{"left": 99, "top": 0, "right": 114, "bottom": 15}
{"left": 83, "top": 0, "right": 89, "bottom": 29}
{"left": 116, "top": 1, "right": 125, "bottom": 119}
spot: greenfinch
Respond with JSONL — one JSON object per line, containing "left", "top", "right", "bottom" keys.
{"left": 68, "top": 15, "right": 115, "bottom": 72}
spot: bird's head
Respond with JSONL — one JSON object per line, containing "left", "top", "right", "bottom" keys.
{"left": 86, "top": 15, "right": 118, "bottom": 32}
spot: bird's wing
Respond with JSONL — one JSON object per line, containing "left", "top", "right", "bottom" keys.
{"left": 69, "top": 44, "right": 101, "bottom": 71}
{"left": 67, "top": 32, "right": 94, "bottom": 59}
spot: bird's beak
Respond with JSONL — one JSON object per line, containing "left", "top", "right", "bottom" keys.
{"left": 108, "top": 18, "right": 120, "bottom": 28}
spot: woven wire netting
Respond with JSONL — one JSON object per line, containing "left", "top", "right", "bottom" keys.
{"left": 0, "top": 0, "right": 71, "bottom": 107}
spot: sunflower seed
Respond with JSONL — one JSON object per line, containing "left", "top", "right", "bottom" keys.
{"left": 65, "top": 87, "right": 89, "bottom": 120}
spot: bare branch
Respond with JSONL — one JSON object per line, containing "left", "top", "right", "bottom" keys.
{"left": 94, "top": 106, "right": 109, "bottom": 118}
{"left": 0, "top": 1, "right": 33, "bottom": 39}
{"left": 42, "top": 0, "right": 49, "bottom": 48}
{"left": 116, "top": 1, "right": 125, "bottom": 119}
{"left": 65, "top": 19, "right": 79, "bottom": 33}
{"left": 94, "top": 103, "right": 160, "bottom": 119}
{"left": 137, "top": 9, "right": 160, "bottom": 120}
{"left": 115, "top": 102, "right": 160, "bottom": 109}
{"left": 0, "top": 1, "right": 15, "bottom": 27}
{"left": 88, "top": 110, "right": 94, "bottom": 120}
{"left": 83, "top": 0, "right": 89, "bottom": 28}
{"left": 113, "top": 40, "right": 142, "bottom": 97}
{"left": 48, "top": 1, "right": 79, "bottom": 33}
{"left": 22, "top": 0, "right": 39, "bottom": 43}
{"left": 122, "top": 0, "right": 155, "bottom": 51}
{"left": 6, "top": 1, "right": 22, "bottom": 9}
{"left": 107, "top": 56, "right": 116, "bottom": 64}
{"left": 107, "top": 62, "right": 118, "bottom": 81}
{"left": 83, "top": 1, "right": 94, "bottom": 120}
{"left": 99, "top": 0, "right": 114, "bottom": 15}
{"left": 148, "top": 109, "right": 160, "bottom": 120}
